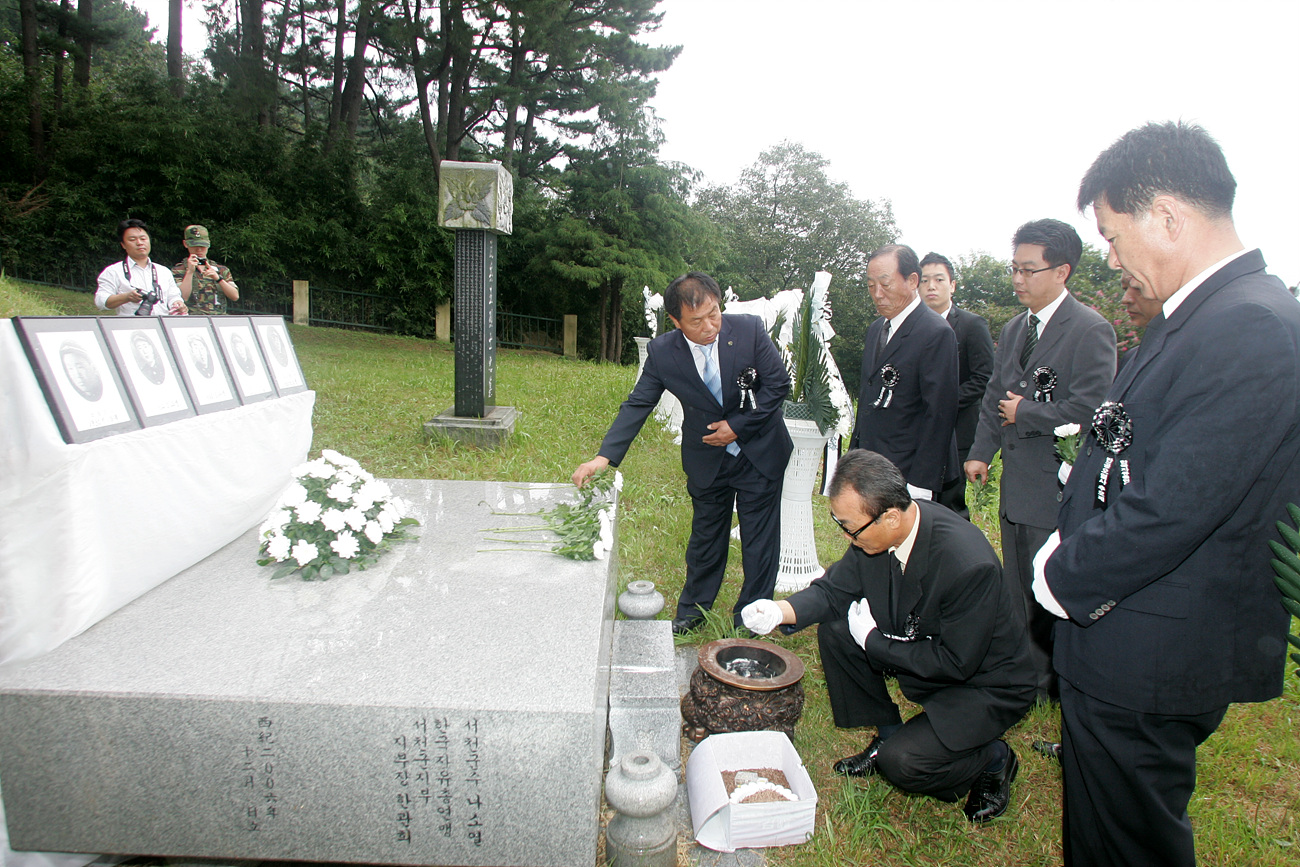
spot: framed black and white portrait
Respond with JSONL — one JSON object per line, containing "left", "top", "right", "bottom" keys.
{"left": 161, "top": 317, "right": 239, "bottom": 413}
{"left": 12, "top": 316, "right": 140, "bottom": 443}
{"left": 99, "top": 317, "right": 196, "bottom": 426}
{"left": 212, "top": 316, "right": 277, "bottom": 403}
{"left": 251, "top": 315, "right": 307, "bottom": 395}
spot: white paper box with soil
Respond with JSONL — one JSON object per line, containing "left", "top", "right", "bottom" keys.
{"left": 686, "top": 731, "right": 817, "bottom": 852}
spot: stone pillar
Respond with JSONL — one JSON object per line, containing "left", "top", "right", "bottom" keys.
{"left": 293, "top": 279, "right": 310, "bottom": 325}
{"left": 564, "top": 314, "right": 578, "bottom": 357}
{"left": 425, "top": 160, "right": 519, "bottom": 446}
{"left": 453, "top": 229, "right": 497, "bottom": 416}
{"left": 435, "top": 301, "right": 451, "bottom": 342}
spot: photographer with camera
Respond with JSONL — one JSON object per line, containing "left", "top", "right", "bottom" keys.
{"left": 175, "top": 224, "right": 238, "bottom": 315}
{"left": 95, "top": 219, "right": 187, "bottom": 316}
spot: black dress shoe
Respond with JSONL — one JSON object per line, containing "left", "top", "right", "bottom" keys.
{"left": 963, "top": 744, "right": 1019, "bottom": 823}
{"left": 671, "top": 616, "right": 702, "bottom": 635}
{"left": 833, "top": 736, "right": 882, "bottom": 777}
{"left": 1032, "top": 740, "right": 1062, "bottom": 760}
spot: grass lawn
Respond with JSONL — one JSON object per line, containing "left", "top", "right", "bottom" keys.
{"left": 7, "top": 278, "right": 1299, "bottom": 865}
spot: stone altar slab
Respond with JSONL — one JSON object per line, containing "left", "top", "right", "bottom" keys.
{"left": 0, "top": 480, "right": 617, "bottom": 867}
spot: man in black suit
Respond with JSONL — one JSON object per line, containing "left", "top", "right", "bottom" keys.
{"left": 850, "top": 245, "right": 959, "bottom": 502}
{"left": 920, "top": 252, "right": 994, "bottom": 518}
{"left": 573, "top": 272, "right": 793, "bottom": 634}
{"left": 742, "top": 450, "right": 1035, "bottom": 821}
{"left": 965, "top": 219, "right": 1116, "bottom": 699}
{"left": 1035, "top": 121, "right": 1300, "bottom": 866}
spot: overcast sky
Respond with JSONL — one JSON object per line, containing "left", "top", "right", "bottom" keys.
{"left": 135, "top": 0, "right": 1299, "bottom": 286}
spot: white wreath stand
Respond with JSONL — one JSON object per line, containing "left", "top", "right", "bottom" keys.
{"left": 775, "top": 416, "right": 827, "bottom": 593}
{"left": 633, "top": 336, "right": 682, "bottom": 439}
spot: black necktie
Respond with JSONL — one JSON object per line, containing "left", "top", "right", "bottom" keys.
{"left": 1020, "top": 314, "right": 1039, "bottom": 368}
{"left": 876, "top": 319, "right": 891, "bottom": 366}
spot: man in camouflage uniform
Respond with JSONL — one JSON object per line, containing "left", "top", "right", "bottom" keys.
{"left": 174, "top": 224, "right": 239, "bottom": 314}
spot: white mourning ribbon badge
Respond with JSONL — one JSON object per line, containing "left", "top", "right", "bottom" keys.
{"left": 872, "top": 364, "right": 900, "bottom": 408}
{"left": 736, "top": 367, "right": 759, "bottom": 410}
{"left": 1092, "top": 400, "right": 1133, "bottom": 508}
{"left": 1033, "top": 366, "right": 1058, "bottom": 402}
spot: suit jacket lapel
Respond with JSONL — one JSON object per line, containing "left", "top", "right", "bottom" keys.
{"left": 892, "top": 506, "right": 929, "bottom": 627}
{"left": 1030, "top": 293, "right": 1076, "bottom": 363}
{"left": 716, "top": 318, "right": 736, "bottom": 408}
{"left": 669, "top": 331, "right": 720, "bottom": 408}
{"left": 1113, "top": 250, "right": 1266, "bottom": 401}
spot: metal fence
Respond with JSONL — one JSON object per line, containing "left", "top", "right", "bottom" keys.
{"left": 9, "top": 262, "right": 567, "bottom": 352}
{"left": 497, "top": 311, "right": 564, "bottom": 354}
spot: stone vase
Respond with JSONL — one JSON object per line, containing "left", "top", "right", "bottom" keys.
{"left": 617, "top": 580, "right": 665, "bottom": 620}
{"left": 603, "top": 750, "right": 677, "bottom": 867}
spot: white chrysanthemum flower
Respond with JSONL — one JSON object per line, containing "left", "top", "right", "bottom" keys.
{"left": 327, "top": 481, "right": 355, "bottom": 504}
{"left": 331, "top": 532, "right": 360, "bottom": 559}
{"left": 260, "top": 509, "right": 292, "bottom": 537}
{"left": 320, "top": 508, "right": 347, "bottom": 533}
{"left": 321, "top": 449, "right": 361, "bottom": 469}
{"left": 364, "top": 521, "right": 384, "bottom": 544}
{"left": 302, "top": 458, "right": 335, "bottom": 479}
{"left": 343, "top": 507, "right": 367, "bottom": 531}
{"left": 388, "top": 497, "right": 408, "bottom": 519}
{"left": 1054, "top": 423, "right": 1081, "bottom": 437}
{"left": 296, "top": 500, "right": 323, "bottom": 524}
{"left": 278, "top": 483, "right": 308, "bottom": 509}
{"left": 291, "top": 539, "right": 319, "bottom": 566}
{"left": 377, "top": 512, "right": 395, "bottom": 534}
{"left": 592, "top": 539, "right": 607, "bottom": 560}
{"left": 613, "top": 470, "right": 624, "bottom": 492}
{"left": 265, "top": 533, "right": 291, "bottom": 562}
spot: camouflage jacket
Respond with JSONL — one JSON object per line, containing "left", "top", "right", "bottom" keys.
{"left": 172, "top": 259, "right": 236, "bottom": 314}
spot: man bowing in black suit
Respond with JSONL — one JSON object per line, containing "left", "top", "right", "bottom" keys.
{"left": 850, "top": 245, "right": 960, "bottom": 502}
{"left": 920, "top": 252, "right": 994, "bottom": 518}
{"left": 1036, "top": 121, "right": 1300, "bottom": 866}
{"left": 573, "top": 272, "right": 793, "bottom": 634}
{"left": 742, "top": 450, "right": 1035, "bottom": 822}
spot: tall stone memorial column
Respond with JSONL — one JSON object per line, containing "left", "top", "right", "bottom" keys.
{"left": 424, "top": 160, "right": 519, "bottom": 447}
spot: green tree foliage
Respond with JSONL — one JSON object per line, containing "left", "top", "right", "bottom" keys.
{"left": 0, "top": 0, "right": 701, "bottom": 353}
{"left": 510, "top": 103, "right": 715, "bottom": 362}
{"left": 696, "top": 140, "right": 896, "bottom": 396}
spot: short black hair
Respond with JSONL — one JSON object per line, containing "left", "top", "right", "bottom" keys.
{"left": 1076, "top": 121, "right": 1236, "bottom": 219}
{"left": 1011, "top": 219, "right": 1083, "bottom": 283}
{"left": 117, "top": 218, "right": 149, "bottom": 241}
{"left": 664, "top": 272, "right": 723, "bottom": 320}
{"left": 827, "top": 450, "right": 913, "bottom": 517}
{"left": 919, "top": 251, "right": 956, "bottom": 283}
{"left": 868, "top": 244, "right": 920, "bottom": 282}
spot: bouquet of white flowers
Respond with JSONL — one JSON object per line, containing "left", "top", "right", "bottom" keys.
{"left": 258, "top": 449, "right": 419, "bottom": 580}
{"left": 483, "top": 470, "right": 621, "bottom": 561}
{"left": 1054, "top": 423, "right": 1082, "bottom": 465}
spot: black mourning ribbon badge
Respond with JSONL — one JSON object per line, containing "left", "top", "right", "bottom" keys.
{"left": 872, "top": 364, "right": 900, "bottom": 408}
{"left": 736, "top": 367, "right": 760, "bottom": 410}
{"left": 1033, "top": 366, "right": 1058, "bottom": 402}
{"left": 1092, "top": 400, "right": 1134, "bottom": 508}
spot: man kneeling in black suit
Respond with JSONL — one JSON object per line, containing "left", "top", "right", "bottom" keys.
{"left": 743, "top": 449, "right": 1036, "bottom": 822}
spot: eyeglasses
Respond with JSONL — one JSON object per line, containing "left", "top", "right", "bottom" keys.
{"left": 1006, "top": 264, "right": 1060, "bottom": 278}
{"left": 831, "top": 510, "right": 883, "bottom": 539}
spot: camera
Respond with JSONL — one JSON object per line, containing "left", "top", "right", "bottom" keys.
{"left": 197, "top": 257, "right": 208, "bottom": 267}
{"left": 134, "top": 288, "right": 160, "bottom": 316}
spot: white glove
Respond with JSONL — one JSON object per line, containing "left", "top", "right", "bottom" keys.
{"left": 1031, "top": 530, "right": 1069, "bottom": 619}
{"left": 741, "top": 599, "right": 783, "bottom": 635}
{"left": 1058, "top": 462, "right": 1072, "bottom": 485}
{"left": 848, "top": 598, "right": 877, "bottom": 648}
